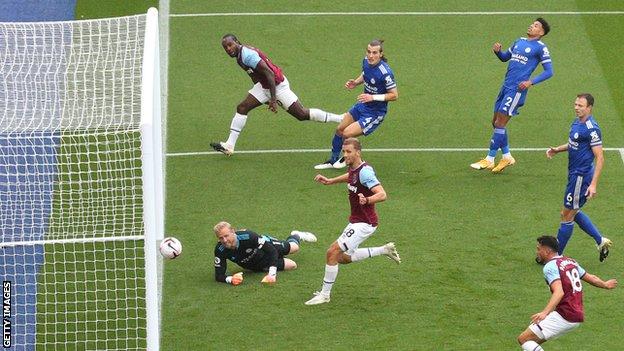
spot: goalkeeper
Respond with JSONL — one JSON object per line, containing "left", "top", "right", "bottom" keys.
{"left": 213, "top": 221, "right": 317, "bottom": 285}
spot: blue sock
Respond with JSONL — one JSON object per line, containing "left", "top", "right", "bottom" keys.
{"left": 488, "top": 128, "right": 505, "bottom": 158}
{"left": 330, "top": 133, "right": 343, "bottom": 162}
{"left": 574, "top": 211, "right": 603, "bottom": 245}
{"left": 500, "top": 129, "right": 510, "bottom": 154}
{"left": 557, "top": 221, "right": 575, "bottom": 254}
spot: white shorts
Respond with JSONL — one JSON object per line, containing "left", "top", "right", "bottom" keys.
{"left": 529, "top": 311, "right": 580, "bottom": 340}
{"left": 248, "top": 76, "right": 299, "bottom": 109}
{"left": 336, "top": 222, "right": 377, "bottom": 255}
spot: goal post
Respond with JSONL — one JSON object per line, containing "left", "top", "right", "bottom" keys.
{"left": 0, "top": 8, "right": 164, "bottom": 350}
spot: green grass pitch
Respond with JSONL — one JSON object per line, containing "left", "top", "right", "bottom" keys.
{"left": 80, "top": 1, "right": 624, "bottom": 350}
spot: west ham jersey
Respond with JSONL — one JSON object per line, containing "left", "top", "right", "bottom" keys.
{"left": 543, "top": 256, "right": 586, "bottom": 322}
{"left": 361, "top": 58, "right": 396, "bottom": 113}
{"left": 347, "top": 162, "right": 380, "bottom": 226}
{"left": 568, "top": 116, "right": 602, "bottom": 175}
{"left": 502, "top": 38, "right": 551, "bottom": 88}
{"left": 237, "top": 45, "right": 285, "bottom": 89}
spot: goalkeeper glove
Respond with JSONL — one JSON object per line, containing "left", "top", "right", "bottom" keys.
{"left": 226, "top": 272, "right": 244, "bottom": 286}
{"left": 261, "top": 266, "right": 277, "bottom": 284}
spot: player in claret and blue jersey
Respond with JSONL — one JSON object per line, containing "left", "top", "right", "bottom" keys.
{"left": 210, "top": 34, "right": 342, "bottom": 156}
{"left": 314, "top": 39, "right": 398, "bottom": 170}
{"left": 516, "top": 236, "right": 617, "bottom": 351}
{"left": 545, "top": 94, "right": 612, "bottom": 262}
{"left": 471, "top": 18, "right": 553, "bottom": 173}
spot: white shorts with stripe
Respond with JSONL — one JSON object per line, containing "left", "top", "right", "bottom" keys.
{"left": 248, "top": 76, "right": 299, "bottom": 109}
{"left": 528, "top": 311, "right": 580, "bottom": 340}
{"left": 336, "top": 222, "right": 377, "bottom": 255}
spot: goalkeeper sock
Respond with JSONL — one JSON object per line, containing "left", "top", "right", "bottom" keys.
{"left": 557, "top": 221, "right": 575, "bottom": 254}
{"left": 321, "top": 264, "right": 338, "bottom": 295}
{"left": 225, "top": 113, "right": 247, "bottom": 147}
{"left": 286, "top": 234, "right": 300, "bottom": 245}
{"left": 350, "top": 246, "right": 386, "bottom": 262}
{"left": 310, "top": 109, "right": 342, "bottom": 123}
{"left": 574, "top": 211, "right": 603, "bottom": 245}
{"left": 521, "top": 341, "right": 543, "bottom": 351}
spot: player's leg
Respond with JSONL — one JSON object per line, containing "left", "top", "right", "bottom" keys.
{"left": 210, "top": 86, "right": 264, "bottom": 155}
{"left": 472, "top": 89, "right": 506, "bottom": 169}
{"left": 558, "top": 208, "right": 578, "bottom": 255}
{"left": 276, "top": 78, "right": 341, "bottom": 123}
{"left": 517, "top": 328, "right": 545, "bottom": 351}
{"left": 282, "top": 258, "right": 298, "bottom": 270}
{"left": 286, "top": 230, "right": 317, "bottom": 254}
{"left": 314, "top": 112, "right": 355, "bottom": 169}
{"left": 570, "top": 174, "right": 612, "bottom": 261}
{"left": 492, "top": 90, "right": 526, "bottom": 172}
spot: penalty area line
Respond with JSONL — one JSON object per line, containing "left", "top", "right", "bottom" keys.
{"left": 166, "top": 147, "right": 624, "bottom": 157}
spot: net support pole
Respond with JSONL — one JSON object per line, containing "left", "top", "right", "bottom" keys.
{"left": 140, "top": 7, "right": 164, "bottom": 351}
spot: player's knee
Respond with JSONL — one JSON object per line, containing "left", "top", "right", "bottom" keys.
{"left": 289, "top": 243, "right": 300, "bottom": 254}
{"left": 236, "top": 103, "right": 251, "bottom": 114}
{"left": 290, "top": 110, "right": 308, "bottom": 121}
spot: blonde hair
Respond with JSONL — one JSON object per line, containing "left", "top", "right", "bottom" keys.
{"left": 343, "top": 137, "right": 362, "bottom": 151}
{"left": 213, "top": 221, "right": 231, "bottom": 235}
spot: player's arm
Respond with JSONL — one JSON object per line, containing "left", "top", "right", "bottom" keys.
{"left": 546, "top": 143, "right": 569, "bottom": 159}
{"left": 358, "top": 87, "right": 398, "bottom": 103}
{"left": 520, "top": 62, "right": 553, "bottom": 90}
{"left": 586, "top": 145, "right": 604, "bottom": 199}
{"left": 314, "top": 173, "right": 349, "bottom": 185}
{"left": 214, "top": 247, "right": 243, "bottom": 285}
{"left": 493, "top": 42, "right": 511, "bottom": 61}
{"left": 581, "top": 272, "right": 618, "bottom": 289}
{"left": 345, "top": 73, "right": 364, "bottom": 89}
{"left": 255, "top": 60, "right": 278, "bottom": 112}
{"left": 531, "top": 279, "right": 564, "bottom": 324}
{"left": 358, "top": 184, "right": 387, "bottom": 205}
{"left": 256, "top": 235, "right": 279, "bottom": 284}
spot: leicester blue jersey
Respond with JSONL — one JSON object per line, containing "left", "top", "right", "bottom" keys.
{"left": 502, "top": 38, "right": 551, "bottom": 88}
{"left": 361, "top": 58, "right": 396, "bottom": 113}
{"left": 568, "top": 116, "right": 602, "bottom": 175}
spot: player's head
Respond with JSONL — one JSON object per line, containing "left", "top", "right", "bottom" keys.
{"left": 574, "top": 93, "right": 594, "bottom": 118}
{"left": 367, "top": 39, "right": 386, "bottom": 65}
{"left": 221, "top": 34, "right": 241, "bottom": 57}
{"left": 536, "top": 235, "right": 559, "bottom": 260}
{"left": 342, "top": 137, "right": 362, "bottom": 167}
{"left": 214, "top": 221, "right": 237, "bottom": 248}
{"left": 528, "top": 18, "right": 550, "bottom": 38}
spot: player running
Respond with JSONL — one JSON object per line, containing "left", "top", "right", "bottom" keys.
{"left": 213, "top": 221, "right": 317, "bottom": 285}
{"left": 210, "top": 34, "right": 342, "bottom": 156}
{"left": 471, "top": 18, "right": 553, "bottom": 173}
{"left": 517, "top": 236, "right": 617, "bottom": 351}
{"left": 545, "top": 93, "right": 612, "bottom": 261}
{"left": 305, "top": 138, "right": 400, "bottom": 305}
{"left": 314, "top": 39, "right": 398, "bottom": 170}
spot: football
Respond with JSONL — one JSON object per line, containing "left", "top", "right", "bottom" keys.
{"left": 159, "top": 237, "right": 182, "bottom": 259}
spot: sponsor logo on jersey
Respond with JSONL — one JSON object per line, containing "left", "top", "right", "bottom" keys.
{"left": 364, "top": 81, "right": 379, "bottom": 93}
{"left": 511, "top": 53, "right": 529, "bottom": 64}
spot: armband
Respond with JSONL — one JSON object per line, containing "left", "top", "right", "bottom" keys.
{"left": 372, "top": 94, "right": 385, "bottom": 102}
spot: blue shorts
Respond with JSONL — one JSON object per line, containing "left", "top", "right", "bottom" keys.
{"left": 348, "top": 102, "right": 387, "bottom": 136}
{"left": 563, "top": 173, "right": 593, "bottom": 210}
{"left": 493, "top": 85, "right": 527, "bottom": 116}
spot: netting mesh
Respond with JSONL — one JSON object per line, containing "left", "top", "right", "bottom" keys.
{"left": 0, "top": 14, "right": 149, "bottom": 350}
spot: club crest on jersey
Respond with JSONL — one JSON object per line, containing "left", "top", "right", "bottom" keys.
{"left": 525, "top": 47, "right": 531, "bottom": 53}
{"left": 347, "top": 183, "right": 357, "bottom": 193}
{"left": 370, "top": 78, "right": 375, "bottom": 84}
{"left": 574, "top": 132, "right": 579, "bottom": 139}
{"left": 214, "top": 257, "right": 221, "bottom": 266}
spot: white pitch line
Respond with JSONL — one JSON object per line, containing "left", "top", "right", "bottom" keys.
{"left": 166, "top": 147, "right": 624, "bottom": 157}
{"left": 170, "top": 11, "right": 624, "bottom": 18}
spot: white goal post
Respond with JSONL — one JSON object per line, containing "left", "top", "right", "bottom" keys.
{"left": 0, "top": 8, "right": 164, "bottom": 351}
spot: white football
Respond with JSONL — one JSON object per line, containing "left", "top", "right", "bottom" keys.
{"left": 159, "top": 237, "right": 182, "bottom": 259}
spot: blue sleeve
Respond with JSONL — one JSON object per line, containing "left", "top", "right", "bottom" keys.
{"left": 539, "top": 44, "right": 552, "bottom": 64}
{"left": 543, "top": 261, "right": 560, "bottom": 285}
{"left": 384, "top": 72, "right": 396, "bottom": 90}
{"left": 531, "top": 61, "right": 553, "bottom": 85}
{"left": 589, "top": 127, "right": 602, "bottom": 147}
{"left": 241, "top": 47, "right": 261, "bottom": 69}
{"left": 359, "top": 166, "right": 380, "bottom": 189}
{"left": 495, "top": 41, "right": 514, "bottom": 61}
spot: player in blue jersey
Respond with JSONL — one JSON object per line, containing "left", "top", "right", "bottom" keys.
{"left": 471, "top": 18, "right": 553, "bottom": 173}
{"left": 544, "top": 94, "right": 612, "bottom": 262}
{"left": 314, "top": 39, "right": 398, "bottom": 170}
{"left": 210, "top": 34, "right": 342, "bottom": 156}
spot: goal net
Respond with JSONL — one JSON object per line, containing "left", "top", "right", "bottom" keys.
{"left": 0, "top": 8, "right": 163, "bottom": 351}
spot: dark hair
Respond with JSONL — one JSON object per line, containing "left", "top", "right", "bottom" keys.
{"left": 537, "top": 235, "right": 559, "bottom": 253}
{"left": 369, "top": 39, "right": 387, "bottom": 62}
{"left": 535, "top": 18, "right": 550, "bottom": 36}
{"left": 222, "top": 33, "right": 240, "bottom": 44}
{"left": 577, "top": 93, "right": 594, "bottom": 107}
{"left": 343, "top": 137, "right": 362, "bottom": 151}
